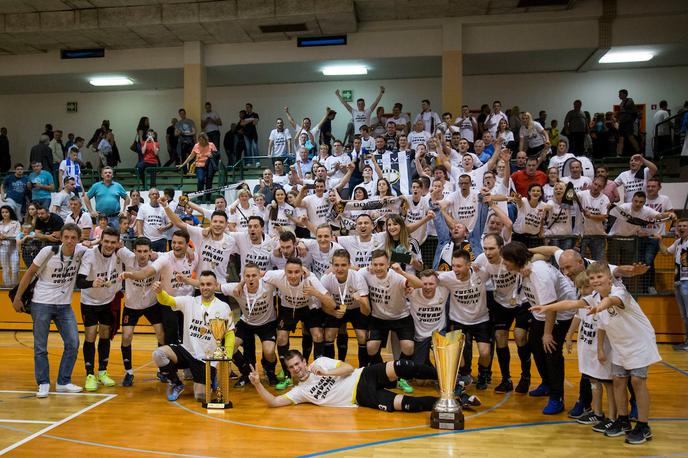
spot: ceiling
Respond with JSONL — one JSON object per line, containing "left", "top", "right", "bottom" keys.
{"left": 0, "top": 0, "right": 575, "bottom": 54}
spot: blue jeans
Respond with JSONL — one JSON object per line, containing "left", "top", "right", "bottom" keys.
{"left": 581, "top": 236, "right": 607, "bottom": 262}
{"left": 550, "top": 237, "right": 575, "bottom": 250}
{"left": 107, "top": 215, "right": 120, "bottom": 231}
{"left": 641, "top": 238, "right": 660, "bottom": 291}
{"left": 244, "top": 137, "right": 259, "bottom": 158}
{"left": 675, "top": 280, "right": 688, "bottom": 339}
{"left": 431, "top": 210, "right": 452, "bottom": 270}
{"left": 31, "top": 302, "right": 80, "bottom": 385}
{"left": 34, "top": 198, "right": 51, "bottom": 210}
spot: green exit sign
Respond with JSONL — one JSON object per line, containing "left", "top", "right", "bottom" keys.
{"left": 66, "top": 101, "right": 78, "bottom": 113}
{"left": 341, "top": 90, "right": 353, "bottom": 102}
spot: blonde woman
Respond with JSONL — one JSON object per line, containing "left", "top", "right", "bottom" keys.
{"left": 178, "top": 133, "right": 217, "bottom": 202}
{"left": 375, "top": 214, "right": 423, "bottom": 273}
{"left": 519, "top": 112, "right": 549, "bottom": 156}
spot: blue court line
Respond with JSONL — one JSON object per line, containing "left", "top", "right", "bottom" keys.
{"left": 661, "top": 361, "right": 688, "bottom": 377}
{"left": 298, "top": 418, "right": 688, "bottom": 457}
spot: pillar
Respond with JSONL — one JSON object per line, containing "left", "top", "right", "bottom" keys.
{"left": 442, "top": 20, "right": 463, "bottom": 116}
{"left": 183, "top": 41, "right": 206, "bottom": 132}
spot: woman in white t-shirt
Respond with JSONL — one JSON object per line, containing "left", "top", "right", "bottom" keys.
{"left": 374, "top": 214, "right": 423, "bottom": 273}
{"left": 512, "top": 183, "right": 546, "bottom": 247}
{"left": 543, "top": 167, "right": 560, "bottom": 203}
{"left": 496, "top": 118, "right": 515, "bottom": 148}
{"left": 228, "top": 189, "right": 261, "bottom": 232}
{"left": 266, "top": 188, "right": 296, "bottom": 236}
{"left": 0, "top": 205, "right": 21, "bottom": 286}
{"left": 544, "top": 182, "right": 575, "bottom": 249}
{"left": 519, "top": 112, "right": 549, "bottom": 156}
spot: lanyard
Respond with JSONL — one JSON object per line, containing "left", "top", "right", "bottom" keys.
{"left": 337, "top": 276, "right": 349, "bottom": 309}
{"left": 244, "top": 284, "right": 258, "bottom": 316}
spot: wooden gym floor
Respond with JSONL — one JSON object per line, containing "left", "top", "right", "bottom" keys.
{"left": 0, "top": 331, "right": 687, "bottom": 457}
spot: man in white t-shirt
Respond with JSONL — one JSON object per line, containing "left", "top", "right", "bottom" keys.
{"left": 249, "top": 349, "right": 438, "bottom": 412}
{"left": 153, "top": 271, "right": 235, "bottom": 402}
{"left": 407, "top": 120, "right": 431, "bottom": 150}
{"left": 613, "top": 154, "right": 658, "bottom": 203}
{"left": 335, "top": 86, "right": 385, "bottom": 134}
{"left": 324, "top": 140, "right": 353, "bottom": 193}
{"left": 408, "top": 270, "right": 449, "bottom": 369}
{"left": 231, "top": 216, "right": 274, "bottom": 273}
{"left": 388, "top": 102, "right": 410, "bottom": 135}
{"left": 578, "top": 175, "right": 610, "bottom": 261}
{"left": 64, "top": 195, "right": 93, "bottom": 241}
{"left": 561, "top": 159, "right": 591, "bottom": 192}
{"left": 267, "top": 118, "right": 292, "bottom": 160}
{"left": 641, "top": 177, "right": 674, "bottom": 293}
{"left": 51, "top": 176, "right": 76, "bottom": 220}
{"left": 662, "top": 218, "right": 688, "bottom": 350}
{"left": 414, "top": 99, "right": 442, "bottom": 134}
{"left": 548, "top": 140, "right": 575, "bottom": 178}
{"left": 11, "top": 224, "right": 86, "bottom": 397}
{"left": 136, "top": 188, "right": 171, "bottom": 252}
{"left": 455, "top": 105, "right": 478, "bottom": 145}
{"left": 484, "top": 101, "right": 508, "bottom": 138}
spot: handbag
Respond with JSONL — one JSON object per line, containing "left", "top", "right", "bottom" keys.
{"left": 8, "top": 246, "right": 58, "bottom": 314}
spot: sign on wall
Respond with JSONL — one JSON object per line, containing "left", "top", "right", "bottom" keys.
{"left": 340, "top": 90, "right": 353, "bottom": 102}
{"left": 66, "top": 101, "right": 78, "bottom": 113}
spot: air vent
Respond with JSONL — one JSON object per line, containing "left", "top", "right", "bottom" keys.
{"left": 517, "top": 0, "right": 569, "bottom": 6}
{"left": 61, "top": 48, "right": 105, "bottom": 59}
{"left": 259, "top": 23, "right": 308, "bottom": 33}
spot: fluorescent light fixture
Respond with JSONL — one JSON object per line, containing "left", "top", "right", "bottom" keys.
{"left": 322, "top": 65, "right": 367, "bottom": 76}
{"left": 89, "top": 76, "right": 134, "bottom": 86}
{"left": 599, "top": 50, "right": 654, "bottom": 64}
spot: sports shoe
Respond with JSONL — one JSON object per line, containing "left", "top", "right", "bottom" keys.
{"left": 604, "top": 417, "right": 632, "bottom": 437}
{"left": 592, "top": 416, "right": 614, "bottom": 433}
{"left": 672, "top": 342, "right": 688, "bottom": 351}
{"left": 122, "top": 373, "right": 134, "bottom": 387}
{"left": 625, "top": 423, "right": 653, "bottom": 444}
{"left": 485, "top": 371, "right": 492, "bottom": 384}
{"left": 56, "top": 383, "right": 83, "bottom": 393}
{"left": 528, "top": 384, "right": 550, "bottom": 397}
{"left": 515, "top": 377, "right": 530, "bottom": 394}
{"left": 457, "top": 374, "right": 473, "bottom": 387}
{"left": 84, "top": 374, "right": 98, "bottom": 392}
{"left": 629, "top": 399, "right": 638, "bottom": 421}
{"left": 275, "top": 377, "right": 293, "bottom": 390}
{"left": 494, "top": 379, "right": 513, "bottom": 393}
{"left": 229, "top": 370, "right": 239, "bottom": 380}
{"left": 397, "top": 378, "right": 414, "bottom": 393}
{"left": 475, "top": 374, "right": 488, "bottom": 391}
{"left": 577, "top": 412, "right": 604, "bottom": 425}
{"left": 567, "top": 400, "right": 590, "bottom": 419}
{"left": 543, "top": 398, "right": 565, "bottom": 415}
{"left": 156, "top": 371, "right": 169, "bottom": 383}
{"left": 460, "top": 392, "right": 482, "bottom": 407}
{"left": 97, "top": 371, "right": 116, "bottom": 387}
{"left": 276, "top": 371, "right": 286, "bottom": 382}
{"left": 266, "top": 372, "right": 279, "bottom": 386}
{"left": 167, "top": 382, "right": 185, "bottom": 401}
{"left": 36, "top": 383, "right": 50, "bottom": 398}
{"left": 647, "top": 286, "right": 658, "bottom": 295}
{"left": 234, "top": 376, "right": 249, "bottom": 388}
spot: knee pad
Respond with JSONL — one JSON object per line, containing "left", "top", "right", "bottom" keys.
{"left": 394, "top": 359, "right": 416, "bottom": 379}
{"left": 152, "top": 348, "right": 169, "bottom": 367}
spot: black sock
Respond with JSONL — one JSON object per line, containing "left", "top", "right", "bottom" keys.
{"left": 517, "top": 345, "right": 531, "bottom": 378}
{"left": 636, "top": 421, "right": 648, "bottom": 428}
{"left": 580, "top": 375, "right": 592, "bottom": 409}
{"left": 323, "top": 341, "right": 335, "bottom": 358}
{"left": 160, "top": 362, "right": 180, "bottom": 384}
{"left": 302, "top": 334, "right": 312, "bottom": 361}
{"left": 261, "top": 357, "right": 277, "bottom": 376}
{"left": 478, "top": 364, "right": 489, "bottom": 379}
{"left": 313, "top": 341, "right": 324, "bottom": 359}
{"left": 232, "top": 350, "right": 251, "bottom": 377}
{"left": 277, "top": 344, "right": 290, "bottom": 375}
{"left": 496, "top": 347, "right": 511, "bottom": 380}
{"left": 400, "top": 395, "right": 438, "bottom": 412}
{"left": 97, "top": 338, "right": 111, "bottom": 372}
{"left": 369, "top": 352, "right": 383, "bottom": 366}
{"left": 627, "top": 379, "right": 636, "bottom": 403}
{"left": 337, "top": 332, "right": 348, "bottom": 360}
{"left": 357, "top": 345, "right": 368, "bottom": 367}
{"left": 83, "top": 341, "right": 95, "bottom": 375}
{"left": 121, "top": 345, "right": 132, "bottom": 371}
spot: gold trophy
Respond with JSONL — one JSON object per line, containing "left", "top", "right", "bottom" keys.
{"left": 203, "top": 317, "right": 233, "bottom": 409}
{"left": 430, "top": 330, "right": 466, "bottom": 430}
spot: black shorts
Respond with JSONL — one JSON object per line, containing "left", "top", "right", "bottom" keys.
{"left": 122, "top": 304, "right": 163, "bottom": 327}
{"left": 368, "top": 315, "right": 415, "bottom": 343}
{"left": 236, "top": 319, "right": 277, "bottom": 343}
{"left": 169, "top": 344, "right": 215, "bottom": 385}
{"left": 277, "top": 305, "right": 323, "bottom": 332}
{"left": 355, "top": 362, "right": 398, "bottom": 412}
{"left": 81, "top": 302, "right": 114, "bottom": 328}
{"left": 448, "top": 320, "right": 493, "bottom": 344}
{"left": 324, "top": 308, "right": 369, "bottom": 330}
{"left": 492, "top": 302, "right": 532, "bottom": 331}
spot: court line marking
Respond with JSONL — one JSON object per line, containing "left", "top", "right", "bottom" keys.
{"left": 0, "top": 420, "right": 55, "bottom": 425}
{"left": 172, "top": 391, "right": 511, "bottom": 433}
{"left": 661, "top": 361, "right": 688, "bottom": 377}
{"left": 0, "top": 390, "right": 111, "bottom": 397}
{"left": 0, "top": 393, "right": 116, "bottom": 456}
{"left": 298, "top": 417, "right": 688, "bottom": 457}
{"left": 0, "top": 424, "right": 216, "bottom": 458}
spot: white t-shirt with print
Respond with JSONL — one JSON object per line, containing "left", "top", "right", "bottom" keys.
{"left": 438, "top": 269, "right": 490, "bottom": 325}
{"left": 32, "top": 245, "right": 87, "bottom": 305}
{"left": 614, "top": 168, "right": 650, "bottom": 203}
{"left": 408, "top": 286, "right": 449, "bottom": 340}
{"left": 136, "top": 203, "right": 168, "bottom": 242}
{"left": 119, "top": 247, "right": 158, "bottom": 310}
{"left": 172, "top": 295, "right": 234, "bottom": 362}
{"left": 221, "top": 280, "right": 276, "bottom": 326}
{"left": 151, "top": 250, "right": 198, "bottom": 297}
{"left": 521, "top": 260, "right": 577, "bottom": 321}
{"left": 320, "top": 269, "right": 369, "bottom": 310}
{"left": 186, "top": 224, "right": 236, "bottom": 281}
{"left": 78, "top": 247, "right": 124, "bottom": 306}
{"left": 262, "top": 270, "right": 327, "bottom": 309}
{"left": 283, "top": 357, "right": 363, "bottom": 408}
{"left": 359, "top": 267, "right": 409, "bottom": 320}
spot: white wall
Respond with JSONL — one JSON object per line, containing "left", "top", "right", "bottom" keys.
{"left": 1, "top": 66, "right": 686, "bottom": 169}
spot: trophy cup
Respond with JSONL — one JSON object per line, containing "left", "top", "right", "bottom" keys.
{"left": 203, "top": 317, "right": 233, "bottom": 409}
{"left": 430, "top": 330, "right": 466, "bottom": 430}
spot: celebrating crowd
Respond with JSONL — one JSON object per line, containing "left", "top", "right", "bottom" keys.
{"left": 3, "top": 87, "right": 686, "bottom": 447}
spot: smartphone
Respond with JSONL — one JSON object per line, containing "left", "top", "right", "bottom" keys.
{"left": 305, "top": 183, "right": 316, "bottom": 190}
{"left": 390, "top": 251, "right": 412, "bottom": 265}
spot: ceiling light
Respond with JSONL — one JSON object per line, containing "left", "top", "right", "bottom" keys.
{"left": 322, "top": 65, "right": 367, "bottom": 76}
{"left": 89, "top": 76, "right": 134, "bottom": 86}
{"left": 599, "top": 51, "right": 654, "bottom": 64}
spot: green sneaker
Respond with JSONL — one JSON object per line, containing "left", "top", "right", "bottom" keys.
{"left": 397, "top": 378, "right": 414, "bottom": 393}
{"left": 275, "top": 377, "right": 293, "bottom": 390}
{"left": 276, "top": 371, "right": 286, "bottom": 382}
{"left": 97, "top": 371, "right": 116, "bottom": 387}
{"left": 84, "top": 374, "right": 98, "bottom": 391}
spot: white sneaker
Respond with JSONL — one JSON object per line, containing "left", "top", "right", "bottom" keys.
{"left": 647, "top": 286, "right": 658, "bottom": 295}
{"left": 36, "top": 384, "right": 50, "bottom": 398}
{"left": 56, "top": 383, "right": 83, "bottom": 393}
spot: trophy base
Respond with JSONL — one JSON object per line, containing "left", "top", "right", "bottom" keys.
{"left": 430, "top": 410, "right": 464, "bottom": 430}
{"left": 203, "top": 401, "right": 233, "bottom": 410}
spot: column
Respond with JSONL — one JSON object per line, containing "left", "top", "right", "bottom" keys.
{"left": 183, "top": 41, "right": 206, "bottom": 131}
{"left": 442, "top": 20, "right": 463, "bottom": 116}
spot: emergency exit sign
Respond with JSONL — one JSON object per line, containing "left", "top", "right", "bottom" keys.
{"left": 67, "top": 101, "right": 78, "bottom": 113}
